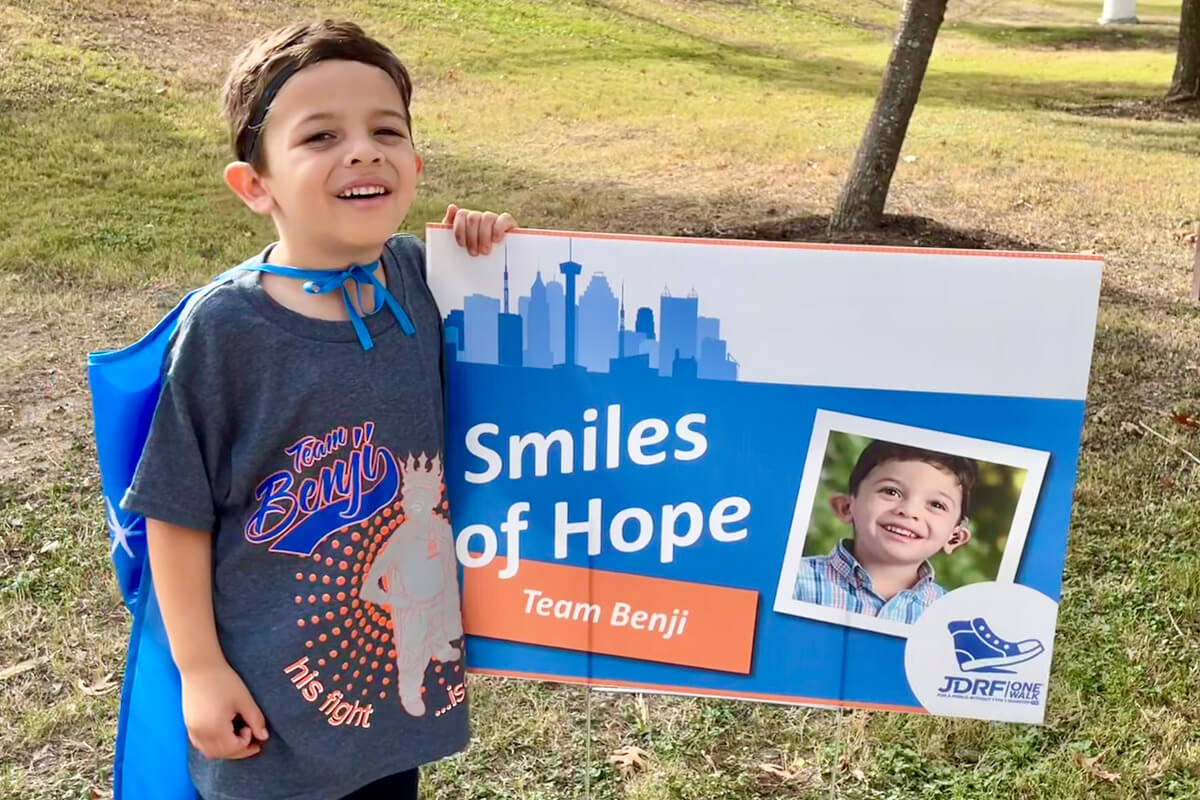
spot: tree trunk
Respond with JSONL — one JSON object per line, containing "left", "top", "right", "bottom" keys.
{"left": 1192, "top": 233, "right": 1200, "bottom": 302}
{"left": 1168, "top": 0, "right": 1200, "bottom": 101}
{"left": 829, "top": 0, "right": 947, "bottom": 234}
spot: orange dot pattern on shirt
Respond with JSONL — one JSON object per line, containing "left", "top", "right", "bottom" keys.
{"left": 289, "top": 495, "right": 460, "bottom": 708}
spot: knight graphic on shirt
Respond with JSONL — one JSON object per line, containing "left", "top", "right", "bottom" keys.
{"left": 242, "top": 426, "right": 465, "bottom": 725}
{"left": 360, "top": 454, "right": 463, "bottom": 716}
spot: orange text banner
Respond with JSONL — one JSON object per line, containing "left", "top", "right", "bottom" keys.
{"left": 462, "top": 557, "right": 759, "bottom": 674}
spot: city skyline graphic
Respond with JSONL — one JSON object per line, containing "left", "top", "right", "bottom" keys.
{"left": 443, "top": 241, "right": 740, "bottom": 381}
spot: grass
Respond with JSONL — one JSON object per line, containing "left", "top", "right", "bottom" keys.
{"left": 2, "top": 0, "right": 1200, "bottom": 797}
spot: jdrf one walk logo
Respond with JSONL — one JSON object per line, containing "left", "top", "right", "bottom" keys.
{"left": 904, "top": 582, "right": 1058, "bottom": 723}
{"left": 936, "top": 617, "right": 1046, "bottom": 707}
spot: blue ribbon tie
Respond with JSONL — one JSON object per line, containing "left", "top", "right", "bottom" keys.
{"left": 250, "top": 259, "right": 416, "bottom": 350}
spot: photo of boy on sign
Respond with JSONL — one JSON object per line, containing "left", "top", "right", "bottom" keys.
{"left": 774, "top": 411, "right": 1049, "bottom": 637}
{"left": 791, "top": 440, "right": 976, "bottom": 624}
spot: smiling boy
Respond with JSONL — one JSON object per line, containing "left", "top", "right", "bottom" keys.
{"left": 121, "top": 20, "right": 513, "bottom": 800}
{"left": 792, "top": 440, "right": 977, "bottom": 624}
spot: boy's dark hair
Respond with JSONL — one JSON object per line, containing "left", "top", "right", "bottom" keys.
{"left": 222, "top": 19, "right": 413, "bottom": 169}
{"left": 848, "top": 440, "right": 978, "bottom": 521}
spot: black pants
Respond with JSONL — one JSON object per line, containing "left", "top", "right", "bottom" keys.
{"left": 340, "top": 769, "right": 419, "bottom": 800}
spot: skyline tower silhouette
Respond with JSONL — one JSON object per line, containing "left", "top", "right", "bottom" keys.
{"left": 463, "top": 293, "right": 499, "bottom": 364}
{"left": 523, "top": 271, "right": 553, "bottom": 368}
{"left": 560, "top": 241, "right": 582, "bottom": 368}
{"left": 546, "top": 280, "right": 565, "bottom": 365}
{"left": 497, "top": 244, "right": 522, "bottom": 366}
{"left": 658, "top": 290, "right": 698, "bottom": 378}
{"left": 502, "top": 243, "right": 510, "bottom": 313}
{"left": 618, "top": 283, "right": 625, "bottom": 359}
{"left": 635, "top": 306, "right": 655, "bottom": 340}
{"left": 577, "top": 272, "right": 618, "bottom": 373}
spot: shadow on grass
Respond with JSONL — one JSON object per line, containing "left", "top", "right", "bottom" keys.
{"left": 1047, "top": 96, "right": 1200, "bottom": 126}
{"left": 585, "top": 0, "right": 1171, "bottom": 108}
{"left": 6, "top": 0, "right": 1171, "bottom": 124}
{"left": 680, "top": 213, "right": 1051, "bottom": 251}
{"left": 1036, "top": 109, "right": 1200, "bottom": 158}
{"left": 584, "top": 0, "right": 893, "bottom": 37}
{"left": 950, "top": 21, "right": 1179, "bottom": 51}
{"left": 467, "top": 27, "right": 1163, "bottom": 115}
{"left": 1099, "top": 278, "right": 1200, "bottom": 320}
{"left": 16, "top": 89, "right": 1049, "bottom": 286}
{"left": 423, "top": 146, "right": 1058, "bottom": 256}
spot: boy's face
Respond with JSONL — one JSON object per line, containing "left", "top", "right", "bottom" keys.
{"left": 228, "top": 59, "right": 421, "bottom": 264}
{"left": 831, "top": 459, "right": 970, "bottom": 570}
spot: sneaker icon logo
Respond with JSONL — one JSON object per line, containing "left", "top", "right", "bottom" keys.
{"left": 948, "top": 618, "right": 1045, "bottom": 674}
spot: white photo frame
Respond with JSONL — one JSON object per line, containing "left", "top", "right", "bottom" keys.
{"left": 772, "top": 410, "right": 1050, "bottom": 639}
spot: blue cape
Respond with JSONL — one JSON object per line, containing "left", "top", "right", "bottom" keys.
{"left": 89, "top": 253, "right": 417, "bottom": 797}
{"left": 89, "top": 286, "right": 204, "bottom": 800}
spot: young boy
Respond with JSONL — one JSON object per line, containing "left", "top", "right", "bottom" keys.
{"left": 792, "top": 440, "right": 977, "bottom": 624}
{"left": 121, "top": 20, "right": 514, "bottom": 800}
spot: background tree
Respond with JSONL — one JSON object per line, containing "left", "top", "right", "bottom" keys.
{"left": 830, "top": 0, "right": 948, "bottom": 233}
{"left": 1168, "top": 0, "right": 1200, "bottom": 101}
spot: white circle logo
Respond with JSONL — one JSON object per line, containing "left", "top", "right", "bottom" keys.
{"left": 904, "top": 582, "right": 1058, "bottom": 723}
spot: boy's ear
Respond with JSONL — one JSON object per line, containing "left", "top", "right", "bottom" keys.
{"left": 829, "top": 495, "right": 853, "bottom": 523}
{"left": 943, "top": 525, "right": 972, "bottom": 555}
{"left": 224, "top": 161, "right": 275, "bottom": 215}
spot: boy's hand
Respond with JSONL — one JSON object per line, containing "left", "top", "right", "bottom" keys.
{"left": 443, "top": 204, "right": 517, "bottom": 256}
{"left": 180, "top": 661, "right": 269, "bottom": 761}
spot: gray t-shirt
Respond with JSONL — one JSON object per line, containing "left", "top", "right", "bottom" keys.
{"left": 123, "top": 235, "right": 468, "bottom": 800}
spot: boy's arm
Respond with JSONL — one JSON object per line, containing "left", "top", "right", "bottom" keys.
{"left": 147, "top": 518, "right": 269, "bottom": 760}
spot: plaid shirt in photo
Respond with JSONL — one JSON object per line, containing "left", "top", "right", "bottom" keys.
{"left": 792, "top": 540, "right": 945, "bottom": 625}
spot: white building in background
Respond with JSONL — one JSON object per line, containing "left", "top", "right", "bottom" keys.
{"left": 1099, "top": 0, "right": 1137, "bottom": 24}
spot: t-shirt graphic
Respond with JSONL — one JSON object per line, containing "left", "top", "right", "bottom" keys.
{"left": 244, "top": 423, "right": 465, "bottom": 726}
{"left": 358, "top": 453, "right": 463, "bottom": 716}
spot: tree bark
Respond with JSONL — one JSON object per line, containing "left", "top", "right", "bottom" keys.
{"left": 1168, "top": 0, "right": 1200, "bottom": 101}
{"left": 829, "top": 0, "right": 947, "bottom": 234}
{"left": 1192, "top": 227, "right": 1200, "bottom": 302}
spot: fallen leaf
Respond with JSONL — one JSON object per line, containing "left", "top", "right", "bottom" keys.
{"left": 1171, "top": 412, "right": 1200, "bottom": 430}
{"left": 29, "top": 744, "right": 53, "bottom": 768}
{"left": 609, "top": 745, "right": 649, "bottom": 780}
{"left": 757, "top": 758, "right": 819, "bottom": 785}
{"left": 1073, "top": 751, "right": 1120, "bottom": 783}
{"left": 759, "top": 763, "right": 795, "bottom": 779}
{"left": 1161, "top": 476, "right": 1176, "bottom": 491}
{"left": 77, "top": 672, "right": 119, "bottom": 696}
{"left": 88, "top": 787, "right": 104, "bottom": 800}
{"left": 0, "top": 658, "right": 44, "bottom": 682}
